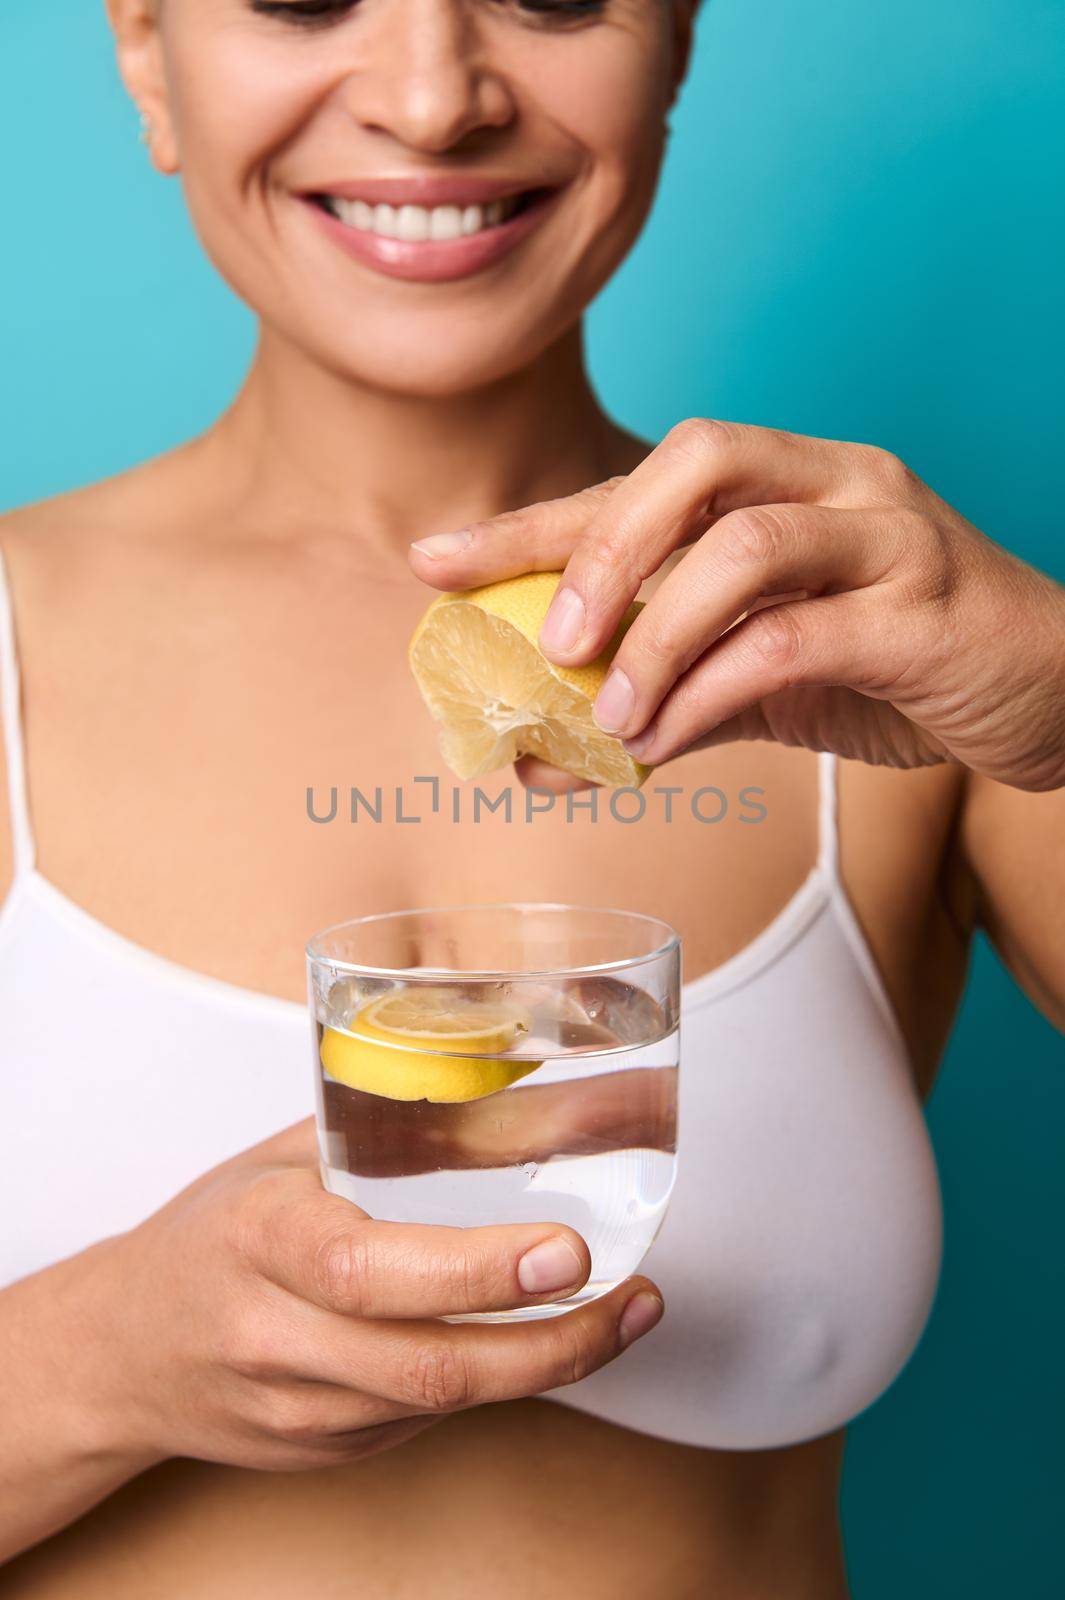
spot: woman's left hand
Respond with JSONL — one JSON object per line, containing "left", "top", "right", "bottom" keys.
{"left": 409, "top": 420, "right": 1065, "bottom": 792}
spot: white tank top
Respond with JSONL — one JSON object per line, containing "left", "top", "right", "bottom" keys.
{"left": 0, "top": 551, "right": 941, "bottom": 1450}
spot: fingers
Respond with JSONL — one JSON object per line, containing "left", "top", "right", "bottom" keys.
{"left": 246, "top": 1171, "right": 596, "bottom": 1317}
{"left": 407, "top": 422, "right": 841, "bottom": 653}
{"left": 313, "top": 1276, "right": 665, "bottom": 1415}
{"left": 449, "top": 1068, "right": 676, "bottom": 1170}
{"left": 512, "top": 754, "right": 595, "bottom": 794}
{"left": 242, "top": 1364, "right": 442, "bottom": 1460}
{"left": 533, "top": 421, "right": 843, "bottom": 667}
{"left": 530, "top": 419, "right": 831, "bottom": 662}
{"left": 622, "top": 590, "right": 892, "bottom": 767}
{"left": 408, "top": 478, "right": 623, "bottom": 589}
{"left": 330, "top": 1067, "right": 677, "bottom": 1176}
{"left": 591, "top": 505, "right": 901, "bottom": 741}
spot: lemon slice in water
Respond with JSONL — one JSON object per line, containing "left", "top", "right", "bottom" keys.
{"left": 409, "top": 572, "right": 651, "bottom": 789}
{"left": 320, "top": 986, "right": 542, "bottom": 1103}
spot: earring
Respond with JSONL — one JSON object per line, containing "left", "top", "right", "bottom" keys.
{"left": 139, "top": 111, "right": 152, "bottom": 147}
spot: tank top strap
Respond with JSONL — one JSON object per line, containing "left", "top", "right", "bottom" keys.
{"left": 816, "top": 749, "right": 840, "bottom": 884}
{"left": 0, "top": 548, "right": 37, "bottom": 878}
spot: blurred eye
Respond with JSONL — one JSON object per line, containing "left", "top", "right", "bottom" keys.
{"left": 249, "top": 0, "right": 359, "bottom": 25}
{"left": 512, "top": 0, "right": 606, "bottom": 17}
{"left": 250, "top": 0, "right": 608, "bottom": 27}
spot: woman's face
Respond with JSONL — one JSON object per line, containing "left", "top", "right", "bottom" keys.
{"left": 116, "top": 0, "right": 691, "bottom": 397}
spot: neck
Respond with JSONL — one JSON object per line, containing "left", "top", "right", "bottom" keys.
{"left": 203, "top": 322, "right": 624, "bottom": 551}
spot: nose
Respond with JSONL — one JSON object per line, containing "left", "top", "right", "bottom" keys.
{"left": 338, "top": 0, "right": 516, "bottom": 155}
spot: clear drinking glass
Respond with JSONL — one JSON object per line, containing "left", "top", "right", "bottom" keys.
{"left": 306, "top": 904, "right": 681, "bottom": 1321}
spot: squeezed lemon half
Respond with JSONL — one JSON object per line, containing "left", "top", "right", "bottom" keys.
{"left": 408, "top": 572, "right": 651, "bottom": 789}
{"left": 320, "top": 986, "right": 542, "bottom": 1103}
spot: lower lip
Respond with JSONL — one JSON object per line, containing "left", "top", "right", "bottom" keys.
{"left": 303, "top": 191, "right": 559, "bottom": 284}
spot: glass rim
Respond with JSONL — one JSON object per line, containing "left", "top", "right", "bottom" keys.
{"left": 305, "top": 900, "right": 681, "bottom": 982}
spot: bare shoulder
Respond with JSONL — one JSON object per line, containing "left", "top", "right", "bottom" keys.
{"left": 0, "top": 490, "right": 93, "bottom": 898}
{"left": 0, "top": 438, "right": 213, "bottom": 643}
{"left": 0, "top": 445, "right": 205, "bottom": 897}
{"left": 1, "top": 442, "right": 205, "bottom": 572}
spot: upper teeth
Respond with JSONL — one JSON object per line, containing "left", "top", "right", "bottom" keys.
{"left": 326, "top": 198, "right": 517, "bottom": 241}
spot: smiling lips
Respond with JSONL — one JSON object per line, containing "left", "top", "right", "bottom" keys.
{"left": 326, "top": 193, "right": 524, "bottom": 241}
{"left": 303, "top": 178, "right": 558, "bottom": 283}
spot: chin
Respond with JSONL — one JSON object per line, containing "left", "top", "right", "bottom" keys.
{"left": 303, "top": 315, "right": 576, "bottom": 401}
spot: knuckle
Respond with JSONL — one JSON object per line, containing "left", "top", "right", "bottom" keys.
{"left": 632, "top": 621, "right": 678, "bottom": 669}
{"left": 407, "top": 1340, "right": 475, "bottom": 1413}
{"left": 889, "top": 505, "right": 932, "bottom": 551}
{"left": 863, "top": 444, "right": 917, "bottom": 497}
{"left": 895, "top": 516, "right": 960, "bottom": 612}
{"left": 219, "top": 1306, "right": 285, "bottom": 1382}
{"left": 548, "top": 1317, "right": 605, "bottom": 1390}
{"left": 579, "top": 521, "right": 638, "bottom": 582}
{"left": 663, "top": 416, "right": 735, "bottom": 465}
{"left": 582, "top": 474, "right": 627, "bottom": 505}
{"left": 717, "top": 506, "right": 791, "bottom": 571}
{"left": 259, "top": 1386, "right": 326, "bottom": 1446}
{"left": 744, "top": 606, "right": 804, "bottom": 674}
{"left": 464, "top": 509, "right": 532, "bottom": 549}
{"left": 227, "top": 1169, "right": 283, "bottom": 1267}
{"left": 479, "top": 511, "right": 523, "bottom": 540}
{"left": 312, "top": 1228, "right": 374, "bottom": 1315}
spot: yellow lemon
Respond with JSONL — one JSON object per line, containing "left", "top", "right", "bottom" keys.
{"left": 320, "top": 986, "right": 542, "bottom": 1103}
{"left": 408, "top": 572, "right": 651, "bottom": 789}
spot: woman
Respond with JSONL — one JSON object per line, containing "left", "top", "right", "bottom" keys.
{"left": 1, "top": 0, "right": 1062, "bottom": 1594}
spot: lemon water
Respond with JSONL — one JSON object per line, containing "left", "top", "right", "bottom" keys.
{"left": 313, "top": 979, "right": 678, "bottom": 1321}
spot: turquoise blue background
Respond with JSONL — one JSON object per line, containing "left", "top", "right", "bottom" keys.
{"left": 2, "top": 2, "right": 1063, "bottom": 1591}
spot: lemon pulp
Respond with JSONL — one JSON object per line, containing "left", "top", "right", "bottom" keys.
{"left": 320, "top": 986, "right": 542, "bottom": 1103}
{"left": 408, "top": 571, "right": 651, "bottom": 789}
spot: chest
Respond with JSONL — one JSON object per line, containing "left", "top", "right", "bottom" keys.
{"left": 24, "top": 565, "right": 822, "bottom": 1001}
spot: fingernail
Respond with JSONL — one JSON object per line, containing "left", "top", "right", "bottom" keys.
{"left": 618, "top": 1291, "right": 664, "bottom": 1349}
{"left": 539, "top": 587, "right": 585, "bottom": 657}
{"left": 623, "top": 727, "right": 654, "bottom": 759}
{"left": 517, "top": 1237, "right": 583, "bottom": 1294}
{"left": 593, "top": 668, "right": 634, "bottom": 733}
{"left": 410, "top": 529, "right": 473, "bottom": 558}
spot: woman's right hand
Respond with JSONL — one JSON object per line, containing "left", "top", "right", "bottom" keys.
{"left": 94, "top": 1119, "right": 663, "bottom": 1472}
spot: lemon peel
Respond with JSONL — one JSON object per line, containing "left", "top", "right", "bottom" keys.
{"left": 320, "top": 987, "right": 542, "bottom": 1103}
